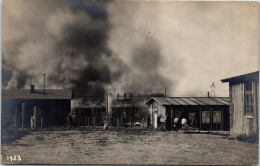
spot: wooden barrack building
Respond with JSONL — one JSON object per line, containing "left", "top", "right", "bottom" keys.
{"left": 146, "top": 97, "right": 230, "bottom": 131}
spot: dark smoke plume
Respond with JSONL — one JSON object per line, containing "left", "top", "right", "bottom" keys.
{"left": 3, "top": 0, "right": 174, "bottom": 97}
{"left": 120, "top": 38, "right": 172, "bottom": 95}
{"left": 2, "top": 0, "right": 123, "bottom": 96}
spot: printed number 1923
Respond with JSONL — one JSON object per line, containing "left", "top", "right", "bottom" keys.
{"left": 6, "top": 155, "right": 22, "bottom": 161}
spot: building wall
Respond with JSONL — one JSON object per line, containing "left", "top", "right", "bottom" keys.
{"left": 166, "top": 105, "right": 229, "bottom": 131}
{"left": 148, "top": 101, "right": 229, "bottom": 130}
{"left": 229, "top": 80, "right": 259, "bottom": 137}
{"left": 148, "top": 101, "right": 166, "bottom": 128}
{"left": 2, "top": 99, "right": 71, "bottom": 129}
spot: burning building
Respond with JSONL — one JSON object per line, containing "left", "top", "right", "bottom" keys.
{"left": 71, "top": 95, "right": 106, "bottom": 127}
{"left": 111, "top": 93, "right": 158, "bottom": 128}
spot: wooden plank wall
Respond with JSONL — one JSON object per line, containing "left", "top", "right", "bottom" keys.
{"left": 230, "top": 80, "right": 259, "bottom": 137}
{"left": 230, "top": 83, "right": 245, "bottom": 136}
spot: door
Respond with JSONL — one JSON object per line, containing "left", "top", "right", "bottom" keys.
{"left": 188, "top": 112, "right": 196, "bottom": 127}
{"left": 201, "top": 111, "right": 210, "bottom": 130}
{"left": 213, "top": 111, "right": 221, "bottom": 130}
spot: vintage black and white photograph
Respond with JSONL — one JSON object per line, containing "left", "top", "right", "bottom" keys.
{"left": 1, "top": 0, "right": 259, "bottom": 165}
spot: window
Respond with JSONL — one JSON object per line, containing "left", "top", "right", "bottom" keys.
{"left": 202, "top": 111, "right": 210, "bottom": 124}
{"left": 153, "top": 102, "right": 158, "bottom": 114}
{"left": 213, "top": 111, "right": 221, "bottom": 123}
{"left": 160, "top": 107, "right": 165, "bottom": 117}
{"left": 245, "top": 81, "right": 254, "bottom": 117}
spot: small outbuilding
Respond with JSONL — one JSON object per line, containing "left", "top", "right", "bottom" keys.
{"left": 146, "top": 97, "right": 230, "bottom": 131}
{"left": 221, "top": 71, "right": 259, "bottom": 138}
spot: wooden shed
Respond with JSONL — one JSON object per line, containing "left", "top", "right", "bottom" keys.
{"left": 221, "top": 71, "right": 259, "bottom": 138}
{"left": 2, "top": 85, "right": 72, "bottom": 129}
{"left": 146, "top": 97, "right": 230, "bottom": 131}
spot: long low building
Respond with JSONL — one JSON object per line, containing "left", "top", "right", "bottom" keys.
{"left": 146, "top": 97, "right": 230, "bottom": 131}
{"left": 2, "top": 85, "right": 72, "bottom": 129}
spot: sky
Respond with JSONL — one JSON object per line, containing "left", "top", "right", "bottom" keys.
{"left": 2, "top": 0, "right": 259, "bottom": 97}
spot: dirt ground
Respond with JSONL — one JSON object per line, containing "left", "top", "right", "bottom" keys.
{"left": 1, "top": 129, "right": 258, "bottom": 165}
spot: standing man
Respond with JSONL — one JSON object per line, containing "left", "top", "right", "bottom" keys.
{"left": 67, "top": 113, "right": 72, "bottom": 129}
{"left": 30, "top": 116, "right": 34, "bottom": 130}
{"left": 181, "top": 117, "right": 187, "bottom": 129}
{"left": 173, "top": 115, "right": 179, "bottom": 130}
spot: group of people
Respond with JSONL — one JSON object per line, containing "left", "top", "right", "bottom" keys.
{"left": 156, "top": 114, "right": 188, "bottom": 131}
{"left": 173, "top": 116, "right": 188, "bottom": 129}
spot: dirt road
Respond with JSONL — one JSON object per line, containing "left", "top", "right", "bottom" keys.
{"left": 1, "top": 129, "right": 258, "bottom": 165}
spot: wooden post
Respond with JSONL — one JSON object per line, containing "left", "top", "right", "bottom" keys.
{"left": 200, "top": 108, "right": 202, "bottom": 130}
{"left": 120, "top": 113, "right": 122, "bottom": 127}
{"left": 170, "top": 107, "right": 173, "bottom": 131}
{"left": 142, "top": 118, "right": 144, "bottom": 129}
{"left": 22, "top": 103, "right": 25, "bottom": 131}
{"left": 221, "top": 107, "right": 223, "bottom": 130}
{"left": 41, "top": 116, "right": 43, "bottom": 130}
{"left": 34, "top": 106, "right": 37, "bottom": 130}
{"left": 93, "top": 109, "right": 96, "bottom": 129}
{"left": 92, "top": 108, "right": 94, "bottom": 128}
{"left": 130, "top": 117, "right": 132, "bottom": 128}
{"left": 146, "top": 116, "right": 148, "bottom": 128}
{"left": 14, "top": 107, "right": 17, "bottom": 129}
{"left": 210, "top": 108, "right": 213, "bottom": 130}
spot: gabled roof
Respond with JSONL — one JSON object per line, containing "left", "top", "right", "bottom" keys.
{"left": 221, "top": 71, "right": 259, "bottom": 83}
{"left": 2, "top": 89, "right": 72, "bottom": 100}
{"left": 146, "top": 97, "right": 229, "bottom": 106}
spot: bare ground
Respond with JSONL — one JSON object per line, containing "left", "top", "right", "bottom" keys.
{"left": 1, "top": 129, "right": 258, "bottom": 165}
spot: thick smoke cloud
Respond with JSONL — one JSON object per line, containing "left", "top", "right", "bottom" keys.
{"left": 5, "top": 1, "right": 257, "bottom": 97}
{"left": 3, "top": 0, "right": 172, "bottom": 97}
{"left": 2, "top": 0, "right": 124, "bottom": 96}
{"left": 107, "top": 1, "right": 258, "bottom": 97}
{"left": 120, "top": 38, "right": 172, "bottom": 94}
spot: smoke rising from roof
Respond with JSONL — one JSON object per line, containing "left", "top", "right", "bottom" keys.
{"left": 119, "top": 38, "right": 172, "bottom": 94}
{"left": 3, "top": 0, "right": 173, "bottom": 96}
{"left": 2, "top": 0, "right": 124, "bottom": 96}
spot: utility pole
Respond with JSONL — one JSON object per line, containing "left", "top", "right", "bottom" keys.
{"left": 22, "top": 103, "right": 25, "bottom": 131}
{"left": 43, "top": 73, "right": 46, "bottom": 94}
{"left": 106, "top": 84, "right": 109, "bottom": 115}
{"left": 104, "top": 84, "right": 110, "bottom": 130}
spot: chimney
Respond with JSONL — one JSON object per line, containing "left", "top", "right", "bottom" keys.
{"left": 207, "top": 91, "right": 210, "bottom": 97}
{"left": 165, "top": 89, "right": 167, "bottom": 96}
{"left": 124, "top": 93, "right": 127, "bottom": 99}
{"left": 31, "top": 85, "right": 35, "bottom": 93}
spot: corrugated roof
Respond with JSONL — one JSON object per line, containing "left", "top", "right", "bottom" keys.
{"left": 2, "top": 89, "right": 72, "bottom": 100}
{"left": 172, "top": 98, "right": 188, "bottom": 105}
{"left": 146, "top": 97, "right": 229, "bottom": 106}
